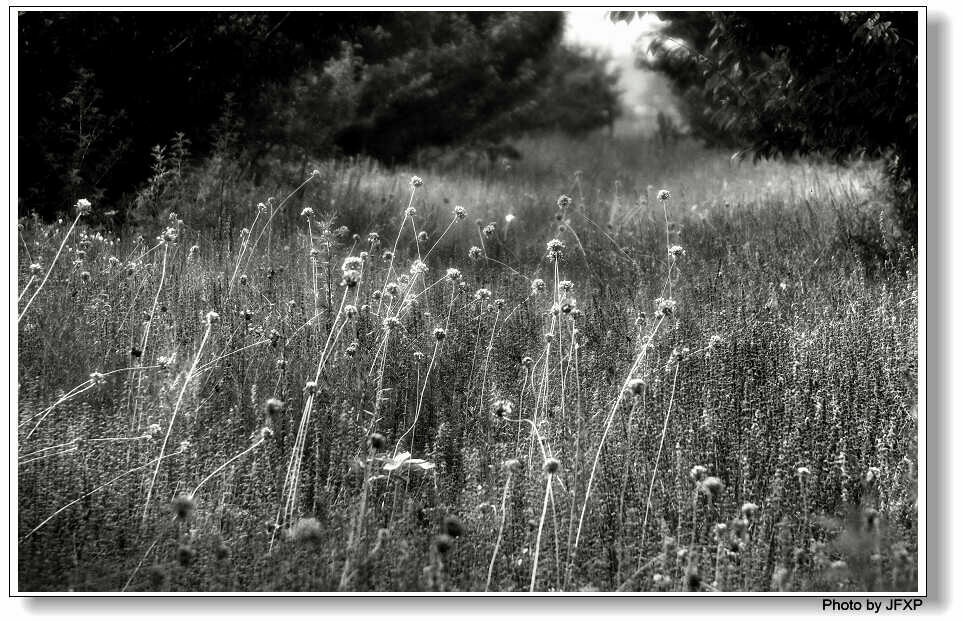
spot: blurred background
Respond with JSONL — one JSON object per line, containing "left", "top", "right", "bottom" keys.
{"left": 17, "top": 10, "right": 918, "bottom": 235}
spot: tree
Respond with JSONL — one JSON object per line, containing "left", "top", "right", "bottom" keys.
{"left": 18, "top": 12, "right": 564, "bottom": 217}
{"left": 613, "top": 11, "right": 919, "bottom": 237}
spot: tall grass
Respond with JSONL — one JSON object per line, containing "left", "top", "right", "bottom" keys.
{"left": 16, "top": 133, "right": 917, "bottom": 592}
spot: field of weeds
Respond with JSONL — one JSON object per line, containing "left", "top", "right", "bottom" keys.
{"left": 16, "top": 135, "right": 919, "bottom": 592}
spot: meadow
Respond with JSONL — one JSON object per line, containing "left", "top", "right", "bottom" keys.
{"left": 16, "top": 134, "right": 919, "bottom": 592}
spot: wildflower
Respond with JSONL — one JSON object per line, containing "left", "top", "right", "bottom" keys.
{"left": 446, "top": 267, "right": 461, "bottom": 282}
{"left": 342, "top": 256, "right": 364, "bottom": 272}
{"left": 672, "top": 346, "right": 690, "bottom": 362}
{"left": 627, "top": 378, "right": 645, "bottom": 396}
{"left": 75, "top": 198, "right": 92, "bottom": 215}
{"left": 543, "top": 457, "right": 562, "bottom": 475}
{"left": 175, "top": 544, "right": 196, "bottom": 567}
{"left": 346, "top": 342, "right": 359, "bottom": 357}
{"left": 796, "top": 466, "right": 811, "bottom": 480}
{"left": 474, "top": 288, "right": 491, "bottom": 301}
{"left": 655, "top": 297, "right": 677, "bottom": 317}
{"left": 147, "top": 423, "right": 162, "bottom": 437}
{"left": 433, "top": 534, "right": 453, "bottom": 555}
{"left": 668, "top": 245, "right": 685, "bottom": 258}
{"left": 468, "top": 246, "right": 483, "bottom": 261}
{"left": 383, "top": 316, "right": 401, "bottom": 331}
{"left": 304, "top": 381, "right": 318, "bottom": 394}
{"left": 657, "top": 189, "right": 671, "bottom": 201}
{"left": 505, "top": 214, "right": 515, "bottom": 223}
{"left": 530, "top": 278, "right": 546, "bottom": 295}
{"left": 289, "top": 517, "right": 324, "bottom": 545}
{"left": 491, "top": 399, "right": 514, "bottom": 418}
{"left": 276, "top": 358, "right": 287, "bottom": 369}
{"left": 741, "top": 502, "right": 759, "bottom": 519}
{"left": 418, "top": 230, "right": 428, "bottom": 243}
{"left": 311, "top": 169, "right": 321, "bottom": 177}
{"left": 689, "top": 465, "right": 708, "bottom": 481}
{"left": 558, "top": 280, "right": 574, "bottom": 293}
{"left": 410, "top": 175, "right": 423, "bottom": 188}
{"left": 708, "top": 334, "right": 723, "bottom": 351}
{"left": 546, "top": 238, "right": 565, "bottom": 260}
{"left": 340, "top": 270, "right": 361, "bottom": 288}
{"left": 521, "top": 356, "right": 534, "bottom": 369}
{"left": 259, "top": 427, "right": 274, "bottom": 441}
{"left": 80, "top": 270, "right": 90, "bottom": 282}
{"left": 434, "top": 327, "right": 447, "bottom": 341}
{"left": 368, "top": 433, "right": 387, "bottom": 451}
{"left": 482, "top": 222, "right": 496, "bottom": 238}
{"left": 405, "top": 206, "right": 416, "bottom": 217}
{"left": 701, "top": 476, "right": 725, "bottom": 498}
{"left": 239, "top": 273, "right": 248, "bottom": 285}
{"left": 257, "top": 202, "right": 267, "bottom": 213}
{"left": 453, "top": 205, "right": 466, "bottom": 219}
{"left": 300, "top": 207, "right": 314, "bottom": 219}
{"left": 504, "top": 458, "right": 523, "bottom": 473}
{"left": 344, "top": 304, "right": 358, "bottom": 319}
{"left": 269, "top": 329, "right": 281, "bottom": 346}
{"left": 437, "top": 516, "right": 464, "bottom": 540}
{"left": 265, "top": 398, "right": 284, "bottom": 417}
{"left": 29, "top": 263, "right": 42, "bottom": 274}
{"left": 865, "top": 466, "right": 881, "bottom": 484}
{"left": 171, "top": 494, "right": 195, "bottom": 521}
{"left": 386, "top": 282, "right": 400, "bottom": 296}
{"left": 410, "top": 260, "right": 428, "bottom": 276}
{"left": 367, "top": 232, "right": 380, "bottom": 246}
{"left": 556, "top": 195, "right": 572, "bottom": 210}
{"left": 494, "top": 298, "right": 506, "bottom": 310}
{"left": 205, "top": 310, "right": 220, "bottom": 326}
{"left": 413, "top": 351, "right": 425, "bottom": 362}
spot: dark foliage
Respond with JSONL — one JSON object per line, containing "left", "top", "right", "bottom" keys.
{"left": 19, "top": 11, "right": 567, "bottom": 217}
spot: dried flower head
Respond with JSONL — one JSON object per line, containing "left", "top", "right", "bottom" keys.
{"left": 668, "top": 245, "right": 685, "bottom": 258}
{"left": 468, "top": 246, "right": 483, "bottom": 261}
{"left": 491, "top": 399, "right": 514, "bottom": 418}
{"left": 546, "top": 238, "right": 565, "bottom": 259}
{"left": 368, "top": 433, "right": 387, "bottom": 451}
{"left": 340, "top": 269, "right": 361, "bottom": 288}
{"left": 75, "top": 198, "right": 92, "bottom": 215}
{"left": 266, "top": 398, "right": 284, "bottom": 416}
{"left": 410, "top": 176, "right": 424, "bottom": 188}
{"left": 300, "top": 207, "right": 315, "bottom": 219}
{"left": 689, "top": 465, "right": 708, "bottom": 481}
{"left": 171, "top": 494, "right": 195, "bottom": 521}
{"left": 543, "top": 457, "right": 562, "bottom": 475}
{"left": 657, "top": 189, "right": 671, "bottom": 201}
{"left": 530, "top": 278, "right": 546, "bottom": 295}
{"left": 434, "top": 327, "right": 447, "bottom": 341}
{"left": 701, "top": 476, "right": 725, "bottom": 498}
{"left": 289, "top": 517, "right": 324, "bottom": 545}
{"left": 655, "top": 297, "right": 677, "bottom": 317}
{"left": 453, "top": 205, "right": 466, "bottom": 219}
{"left": 556, "top": 195, "right": 572, "bottom": 210}
{"left": 205, "top": 310, "right": 220, "bottom": 326}
{"left": 410, "top": 260, "right": 428, "bottom": 276}
{"left": 442, "top": 516, "right": 464, "bottom": 538}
